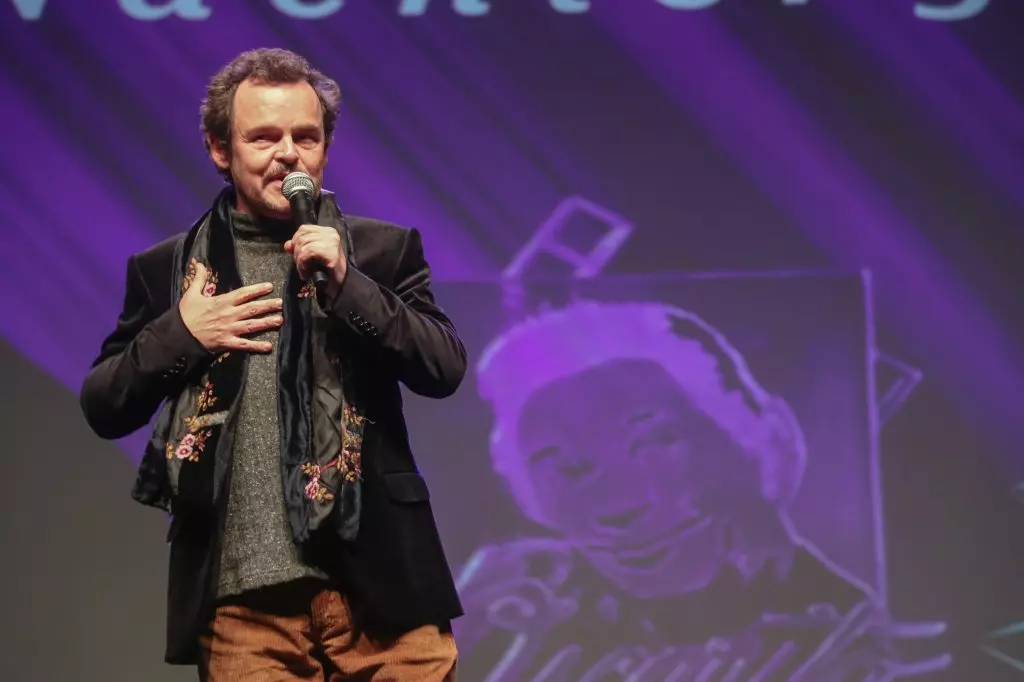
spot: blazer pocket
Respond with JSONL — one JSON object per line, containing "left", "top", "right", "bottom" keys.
{"left": 383, "top": 471, "right": 431, "bottom": 504}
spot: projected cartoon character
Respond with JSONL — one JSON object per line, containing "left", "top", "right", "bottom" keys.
{"left": 455, "top": 300, "right": 949, "bottom": 681}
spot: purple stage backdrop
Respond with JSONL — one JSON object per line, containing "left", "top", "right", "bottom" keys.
{"left": 2, "top": 1, "right": 1024, "bottom": 680}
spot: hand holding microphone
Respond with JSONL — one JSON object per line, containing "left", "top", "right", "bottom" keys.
{"left": 282, "top": 171, "right": 346, "bottom": 300}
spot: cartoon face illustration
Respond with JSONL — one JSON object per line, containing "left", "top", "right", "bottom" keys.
{"left": 460, "top": 296, "right": 949, "bottom": 681}
{"left": 476, "top": 301, "right": 808, "bottom": 598}
{"left": 514, "top": 357, "right": 764, "bottom": 596}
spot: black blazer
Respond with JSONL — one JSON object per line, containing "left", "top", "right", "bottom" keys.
{"left": 80, "top": 215, "right": 466, "bottom": 664}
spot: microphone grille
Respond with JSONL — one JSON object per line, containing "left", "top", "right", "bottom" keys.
{"left": 282, "top": 172, "right": 315, "bottom": 199}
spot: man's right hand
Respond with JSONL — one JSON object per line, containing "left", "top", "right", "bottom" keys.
{"left": 178, "top": 262, "right": 283, "bottom": 354}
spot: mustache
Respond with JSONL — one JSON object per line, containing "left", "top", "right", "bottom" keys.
{"left": 265, "top": 166, "right": 297, "bottom": 182}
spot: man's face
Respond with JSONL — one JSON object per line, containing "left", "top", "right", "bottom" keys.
{"left": 513, "top": 359, "right": 764, "bottom": 596}
{"left": 209, "top": 79, "right": 327, "bottom": 220}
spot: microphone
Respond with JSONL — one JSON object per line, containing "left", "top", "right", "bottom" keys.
{"left": 281, "top": 171, "right": 330, "bottom": 295}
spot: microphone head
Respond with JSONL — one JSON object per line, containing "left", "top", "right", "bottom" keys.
{"left": 282, "top": 171, "right": 316, "bottom": 199}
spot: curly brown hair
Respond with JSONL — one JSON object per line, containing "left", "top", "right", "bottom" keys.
{"left": 200, "top": 48, "right": 342, "bottom": 181}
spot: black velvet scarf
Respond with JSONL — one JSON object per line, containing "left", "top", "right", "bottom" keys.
{"left": 132, "top": 188, "right": 365, "bottom": 543}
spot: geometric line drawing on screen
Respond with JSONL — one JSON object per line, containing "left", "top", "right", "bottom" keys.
{"left": 502, "top": 196, "right": 633, "bottom": 280}
{"left": 874, "top": 352, "right": 924, "bottom": 426}
{"left": 500, "top": 196, "right": 632, "bottom": 321}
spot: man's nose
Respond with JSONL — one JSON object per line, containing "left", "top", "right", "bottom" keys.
{"left": 274, "top": 139, "right": 299, "bottom": 164}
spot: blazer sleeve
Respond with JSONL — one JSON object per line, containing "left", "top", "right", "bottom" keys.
{"left": 327, "top": 227, "right": 467, "bottom": 399}
{"left": 80, "top": 254, "right": 213, "bottom": 439}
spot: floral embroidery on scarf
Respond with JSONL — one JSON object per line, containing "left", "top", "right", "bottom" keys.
{"left": 182, "top": 258, "right": 219, "bottom": 296}
{"left": 301, "top": 462, "right": 335, "bottom": 503}
{"left": 339, "top": 403, "right": 366, "bottom": 483}
{"left": 196, "top": 381, "right": 217, "bottom": 412}
{"left": 300, "top": 403, "right": 368, "bottom": 503}
{"left": 165, "top": 380, "right": 218, "bottom": 463}
{"left": 163, "top": 260, "right": 222, "bottom": 466}
{"left": 167, "top": 430, "right": 210, "bottom": 462}
{"left": 336, "top": 448, "right": 361, "bottom": 484}
{"left": 301, "top": 453, "right": 360, "bottom": 502}
{"left": 184, "top": 413, "right": 218, "bottom": 432}
{"left": 298, "top": 281, "right": 316, "bottom": 299}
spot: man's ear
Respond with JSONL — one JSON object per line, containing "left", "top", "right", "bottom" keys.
{"left": 208, "top": 135, "right": 230, "bottom": 171}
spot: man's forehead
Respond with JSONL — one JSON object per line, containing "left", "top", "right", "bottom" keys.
{"left": 233, "top": 80, "right": 322, "bottom": 123}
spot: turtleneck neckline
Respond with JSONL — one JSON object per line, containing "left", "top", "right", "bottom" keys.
{"left": 231, "top": 209, "right": 293, "bottom": 243}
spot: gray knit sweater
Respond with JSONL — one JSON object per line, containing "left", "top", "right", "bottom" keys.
{"left": 216, "top": 211, "right": 327, "bottom": 598}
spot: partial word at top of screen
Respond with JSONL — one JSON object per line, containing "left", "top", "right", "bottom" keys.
{"left": 8, "top": 0, "right": 992, "bottom": 24}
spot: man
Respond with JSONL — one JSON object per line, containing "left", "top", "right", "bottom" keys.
{"left": 80, "top": 48, "right": 465, "bottom": 680}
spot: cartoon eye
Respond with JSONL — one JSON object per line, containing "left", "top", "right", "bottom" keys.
{"left": 528, "top": 445, "right": 594, "bottom": 483}
{"left": 627, "top": 420, "right": 684, "bottom": 459}
{"left": 528, "top": 444, "right": 560, "bottom": 466}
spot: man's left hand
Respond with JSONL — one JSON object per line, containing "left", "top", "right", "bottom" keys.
{"left": 285, "top": 224, "right": 347, "bottom": 298}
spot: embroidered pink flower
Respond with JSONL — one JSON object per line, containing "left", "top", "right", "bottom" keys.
{"left": 167, "top": 430, "right": 209, "bottom": 463}
{"left": 303, "top": 464, "right": 322, "bottom": 500}
{"left": 301, "top": 462, "right": 335, "bottom": 503}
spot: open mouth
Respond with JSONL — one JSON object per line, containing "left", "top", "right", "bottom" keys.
{"left": 614, "top": 545, "right": 673, "bottom": 570}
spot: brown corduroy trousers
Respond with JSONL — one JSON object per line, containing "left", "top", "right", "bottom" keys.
{"left": 198, "top": 579, "right": 458, "bottom": 681}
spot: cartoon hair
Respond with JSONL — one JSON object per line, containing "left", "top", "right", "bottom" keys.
{"left": 475, "top": 300, "right": 807, "bottom": 525}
